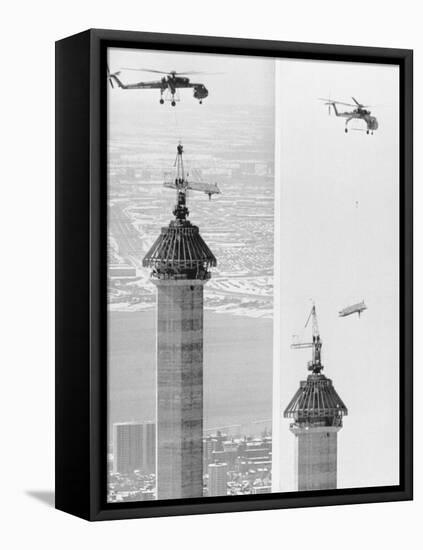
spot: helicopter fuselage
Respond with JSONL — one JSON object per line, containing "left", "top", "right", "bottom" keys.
{"left": 108, "top": 70, "right": 209, "bottom": 105}
{"left": 331, "top": 104, "right": 378, "bottom": 133}
{"left": 163, "top": 75, "right": 208, "bottom": 100}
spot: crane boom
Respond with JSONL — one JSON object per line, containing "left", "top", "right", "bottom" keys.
{"left": 291, "top": 304, "right": 324, "bottom": 374}
{"left": 163, "top": 143, "right": 221, "bottom": 204}
{"left": 164, "top": 180, "right": 221, "bottom": 197}
{"left": 305, "top": 304, "right": 320, "bottom": 338}
{"left": 291, "top": 342, "right": 313, "bottom": 349}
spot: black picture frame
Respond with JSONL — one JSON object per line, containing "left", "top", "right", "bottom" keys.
{"left": 55, "top": 28, "right": 413, "bottom": 521}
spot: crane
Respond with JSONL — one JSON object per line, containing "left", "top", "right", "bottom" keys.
{"left": 291, "top": 304, "right": 323, "bottom": 374}
{"left": 164, "top": 143, "right": 221, "bottom": 224}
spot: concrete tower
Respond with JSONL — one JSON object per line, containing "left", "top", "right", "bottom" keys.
{"left": 143, "top": 144, "right": 217, "bottom": 500}
{"left": 284, "top": 305, "right": 348, "bottom": 491}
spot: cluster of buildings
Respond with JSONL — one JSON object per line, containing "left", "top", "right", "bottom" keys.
{"left": 108, "top": 421, "right": 272, "bottom": 501}
{"left": 204, "top": 431, "right": 272, "bottom": 496}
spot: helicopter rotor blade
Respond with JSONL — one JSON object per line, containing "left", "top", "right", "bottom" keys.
{"left": 351, "top": 97, "right": 372, "bottom": 108}
{"left": 121, "top": 67, "right": 222, "bottom": 76}
{"left": 318, "top": 98, "right": 357, "bottom": 107}
{"left": 172, "top": 71, "right": 222, "bottom": 75}
{"left": 173, "top": 71, "right": 204, "bottom": 75}
{"left": 121, "top": 67, "right": 168, "bottom": 74}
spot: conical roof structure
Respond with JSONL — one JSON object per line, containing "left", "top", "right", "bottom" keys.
{"left": 143, "top": 220, "right": 216, "bottom": 279}
{"left": 284, "top": 373, "right": 348, "bottom": 425}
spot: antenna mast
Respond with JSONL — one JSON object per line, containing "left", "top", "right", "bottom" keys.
{"left": 173, "top": 143, "right": 189, "bottom": 221}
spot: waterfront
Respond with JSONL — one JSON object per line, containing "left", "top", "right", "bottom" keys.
{"left": 108, "top": 309, "right": 273, "bottom": 433}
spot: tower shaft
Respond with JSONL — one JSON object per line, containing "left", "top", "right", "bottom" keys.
{"left": 291, "top": 425, "right": 340, "bottom": 491}
{"left": 155, "top": 279, "right": 205, "bottom": 499}
{"left": 143, "top": 143, "right": 217, "bottom": 500}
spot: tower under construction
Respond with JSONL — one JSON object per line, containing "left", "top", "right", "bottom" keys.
{"left": 143, "top": 144, "right": 217, "bottom": 500}
{"left": 284, "top": 305, "right": 348, "bottom": 491}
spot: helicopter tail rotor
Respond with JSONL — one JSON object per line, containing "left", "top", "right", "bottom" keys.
{"left": 107, "top": 64, "right": 113, "bottom": 88}
{"left": 107, "top": 64, "right": 121, "bottom": 88}
{"left": 318, "top": 97, "right": 335, "bottom": 115}
{"left": 321, "top": 101, "right": 333, "bottom": 115}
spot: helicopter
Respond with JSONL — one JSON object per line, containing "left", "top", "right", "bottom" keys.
{"left": 319, "top": 97, "right": 379, "bottom": 134}
{"left": 107, "top": 66, "right": 209, "bottom": 106}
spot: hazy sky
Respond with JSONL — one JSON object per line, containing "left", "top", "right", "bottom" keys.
{"left": 273, "top": 59, "right": 400, "bottom": 491}
{"left": 108, "top": 48, "right": 275, "bottom": 107}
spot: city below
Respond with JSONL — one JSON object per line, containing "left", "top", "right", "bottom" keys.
{"left": 108, "top": 422, "right": 272, "bottom": 502}
{"left": 108, "top": 106, "right": 275, "bottom": 320}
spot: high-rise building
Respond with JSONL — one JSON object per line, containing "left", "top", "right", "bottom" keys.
{"left": 143, "top": 421, "right": 156, "bottom": 474}
{"left": 223, "top": 440, "right": 238, "bottom": 453}
{"left": 208, "top": 463, "right": 228, "bottom": 497}
{"left": 284, "top": 306, "right": 348, "bottom": 490}
{"left": 203, "top": 437, "right": 214, "bottom": 471}
{"left": 143, "top": 143, "right": 217, "bottom": 500}
{"left": 216, "top": 449, "right": 238, "bottom": 469}
{"left": 112, "top": 422, "right": 144, "bottom": 475}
